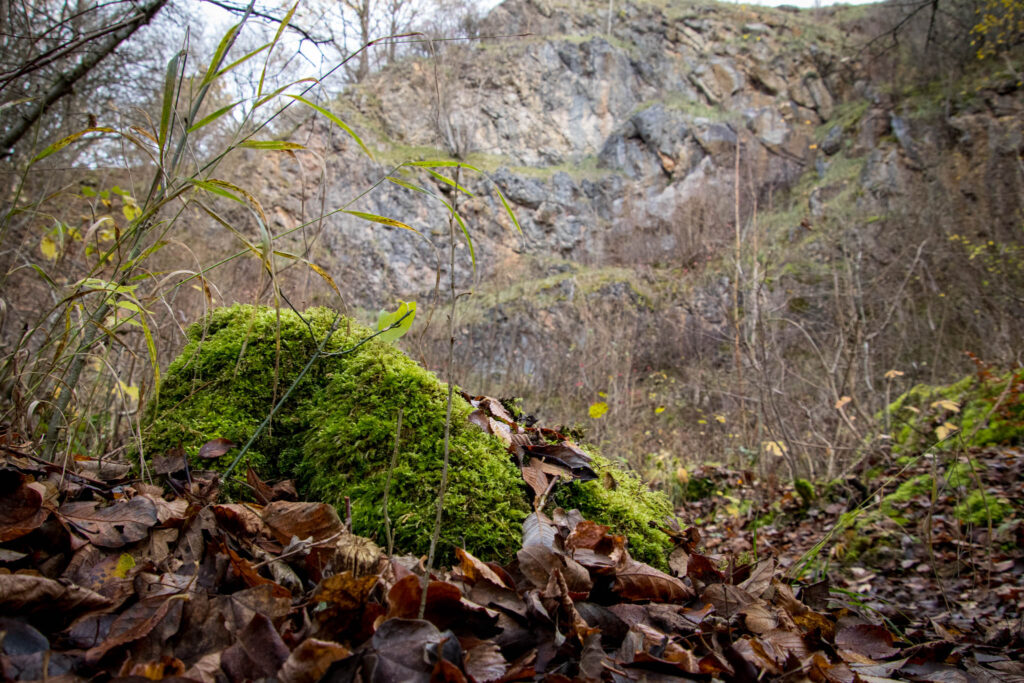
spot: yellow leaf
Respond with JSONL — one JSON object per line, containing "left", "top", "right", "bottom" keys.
{"left": 598, "top": 391, "right": 607, "bottom": 398}
{"left": 935, "top": 422, "right": 960, "bottom": 440}
{"left": 113, "top": 553, "right": 136, "bottom": 578}
{"left": 675, "top": 467, "right": 689, "bottom": 484}
{"left": 715, "top": 414, "right": 726, "bottom": 424}
{"left": 930, "top": 399, "right": 961, "bottom": 413}
{"left": 655, "top": 406, "right": 665, "bottom": 414}
{"left": 884, "top": 369, "right": 905, "bottom": 379}
{"left": 121, "top": 197, "right": 141, "bottom": 221}
{"left": 588, "top": 401, "right": 609, "bottom": 419}
{"left": 725, "top": 504, "right": 740, "bottom": 517}
{"left": 697, "top": 419, "right": 707, "bottom": 425}
{"left": 112, "top": 380, "right": 139, "bottom": 403}
{"left": 834, "top": 396, "right": 852, "bottom": 410}
{"left": 763, "top": 440, "right": 788, "bottom": 457}
{"left": 40, "top": 235, "right": 58, "bottom": 261}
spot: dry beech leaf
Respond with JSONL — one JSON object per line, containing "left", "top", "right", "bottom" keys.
{"left": 701, "top": 583, "right": 756, "bottom": 618}
{"left": 0, "top": 573, "right": 111, "bottom": 617}
{"left": 456, "top": 547, "right": 513, "bottom": 589}
{"left": 565, "top": 520, "right": 611, "bottom": 552}
{"left": 197, "top": 437, "right": 235, "bottom": 459}
{"left": 85, "top": 595, "right": 185, "bottom": 664}
{"left": 835, "top": 623, "right": 900, "bottom": 659}
{"left": 58, "top": 496, "right": 159, "bottom": 548}
{"left": 262, "top": 501, "right": 344, "bottom": 544}
{"left": 280, "top": 638, "right": 351, "bottom": 683}
{"left": 0, "top": 472, "right": 48, "bottom": 542}
{"left": 464, "top": 641, "right": 507, "bottom": 683}
{"left": 740, "top": 602, "right": 778, "bottom": 634}
{"left": 521, "top": 511, "right": 557, "bottom": 549}
{"left": 314, "top": 571, "right": 380, "bottom": 613}
{"left": 213, "top": 503, "right": 265, "bottom": 538}
{"left": 520, "top": 460, "right": 550, "bottom": 503}
{"left": 221, "top": 612, "right": 290, "bottom": 680}
{"left": 739, "top": 559, "right": 776, "bottom": 598}
{"left": 614, "top": 559, "right": 694, "bottom": 603}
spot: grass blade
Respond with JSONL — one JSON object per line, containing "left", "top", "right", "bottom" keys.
{"left": 238, "top": 140, "right": 306, "bottom": 150}
{"left": 32, "top": 127, "right": 117, "bottom": 162}
{"left": 260, "top": 1, "right": 298, "bottom": 96}
{"left": 215, "top": 42, "right": 271, "bottom": 80}
{"left": 186, "top": 101, "right": 240, "bottom": 133}
{"left": 343, "top": 210, "right": 420, "bottom": 234}
{"left": 190, "top": 179, "right": 244, "bottom": 204}
{"left": 424, "top": 168, "right": 475, "bottom": 197}
{"left": 285, "top": 94, "right": 373, "bottom": 160}
{"left": 202, "top": 22, "right": 242, "bottom": 86}
{"left": 273, "top": 250, "right": 341, "bottom": 295}
{"left": 159, "top": 51, "right": 181, "bottom": 153}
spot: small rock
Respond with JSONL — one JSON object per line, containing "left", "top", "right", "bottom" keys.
{"left": 821, "top": 125, "right": 843, "bottom": 155}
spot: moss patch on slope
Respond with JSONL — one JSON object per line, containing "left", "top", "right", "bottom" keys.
{"left": 883, "top": 369, "right": 1024, "bottom": 453}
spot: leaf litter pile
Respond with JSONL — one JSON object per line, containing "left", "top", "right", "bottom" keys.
{"left": 1, "top": 400, "right": 1022, "bottom": 682}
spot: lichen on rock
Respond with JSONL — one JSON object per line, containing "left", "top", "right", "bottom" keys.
{"left": 144, "top": 304, "right": 675, "bottom": 565}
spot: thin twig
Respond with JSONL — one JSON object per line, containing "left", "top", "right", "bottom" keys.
{"left": 419, "top": 162, "right": 460, "bottom": 620}
{"left": 383, "top": 408, "right": 403, "bottom": 556}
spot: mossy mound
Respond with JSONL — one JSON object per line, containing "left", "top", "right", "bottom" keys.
{"left": 883, "top": 369, "right": 1024, "bottom": 453}
{"left": 144, "top": 305, "right": 673, "bottom": 565}
{"left": 553, "top": 452, "right": 673, "bottom": 566}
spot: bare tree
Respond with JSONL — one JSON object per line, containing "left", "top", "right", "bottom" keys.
{"left": 0, "top": 0, "right": 170, "bottom": 157}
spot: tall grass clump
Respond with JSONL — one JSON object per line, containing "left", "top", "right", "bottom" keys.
{"left": 0, "top": 8, "right": 518, "bottom": 477}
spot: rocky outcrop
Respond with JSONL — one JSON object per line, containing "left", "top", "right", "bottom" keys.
{"left": 222, "top": 0, "right": 1023, "bottom": 434}
{"left": 236, "top": 0, "right": 860, "bottom": 310}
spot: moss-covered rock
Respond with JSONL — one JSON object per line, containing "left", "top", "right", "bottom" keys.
{"left": 144, "top": 304, "right": 673, "bottom": 565}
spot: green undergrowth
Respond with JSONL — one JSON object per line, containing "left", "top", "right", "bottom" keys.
{"left": 144, "top": 304, "right": 673, "bottom": 565}
{"left": 883, "top": 367, "right": 1024, "bottom": 453}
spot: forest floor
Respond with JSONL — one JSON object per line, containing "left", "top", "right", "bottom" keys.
{"left": 1, "top": 430, "right": 1021, "bottom": 681}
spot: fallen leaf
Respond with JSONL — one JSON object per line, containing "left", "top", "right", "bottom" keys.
{"left": 262, "top": 500, "right": 344, "bottom": 544}
{"left": 280, "top": 638, "right": 351, "bottom": 683}
{"left": 614, "top": 559, "right": 694, "bottom": 603}
{"left": 463, "top": 641, "right": 507, "bottom": 683}
{"left": 220, "top": 612, "right": 290, "bottom": 680}
{"left": 701, "top": 583, "right": 756, "bottom": 618}
{"left": 0, "top": 471, "right": 48, "bottom": 542}
{"left": 58, "top": 496, "right": 158, "bottom": 548}
{"left": 835, "top": 623, "right": 900, "bottom": 659}
{"left": 198, "top": 437, "right": 236, "bottom": 459}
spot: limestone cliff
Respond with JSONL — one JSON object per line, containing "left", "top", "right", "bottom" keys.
{"left": 222, "top": 0, "right": 1023, "bottom": 478}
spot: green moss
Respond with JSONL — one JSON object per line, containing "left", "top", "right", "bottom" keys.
{"left": 882, "top": 370, "right": 1024, "bottom": 454}
{"left": 879, "top": 474, "right": 934, "bottom": 524}
{"left": 953, "top": 490, "right": 1013, "bottom": 526}
{"left": 794, "top": 478, "right": 816, "bottom": 507}
{"left": 145, "top": 305, "right": 674, "bottom": 565}
{"left": 145, "top": 305, "right": 529, "bottom": 561}
{"left": 943, "top": 460, "right": 977, "bottom": 488}
{"left": 553, "top": 453, "right": 674, "bottom": 569}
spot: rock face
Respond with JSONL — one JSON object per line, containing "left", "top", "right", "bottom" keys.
{"left": 240, "top": 0, "right": 848, "bottom": 306}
